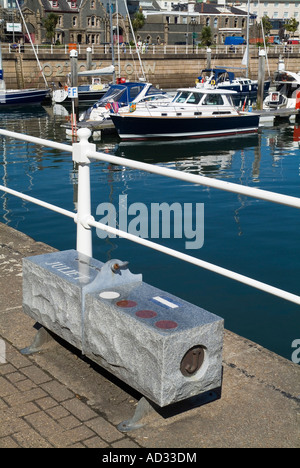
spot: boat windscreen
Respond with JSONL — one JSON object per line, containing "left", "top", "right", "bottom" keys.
{"left": 145, "top": 86, "right": 165, "bottom": 96}
{"left": 97, "top": 87, "right": 126, "bottom": 105}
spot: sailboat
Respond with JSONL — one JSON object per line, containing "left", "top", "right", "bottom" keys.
{"left": 196, "top": 0, "right": 270, "bottom": 107}
{"left": 52, "top": 66, "right": 114, "bottom": 104}
{"left": 0, "top": 0, "right": 50, "bottom": 108}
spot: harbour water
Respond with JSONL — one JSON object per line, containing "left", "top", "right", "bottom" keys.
{"left": 0, "top": 104, "right": 299, "bottom": 362}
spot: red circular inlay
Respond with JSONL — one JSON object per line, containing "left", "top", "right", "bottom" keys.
{"left": 155, "top": 320, "right": 178, "bottom": 330}
{"left": 116, "top": 300, "right": 137, "bottom": 308}
{"left": 135, "top": 310, "right": 157, "bottom": 319}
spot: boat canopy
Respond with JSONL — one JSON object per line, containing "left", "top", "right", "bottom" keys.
{"left": 199, "top": 69, "right": 235, "bottom": 83}
{"left": 273, "top": 70, "right": 300, "bottom": 84}
{"left": 95, "top": 82, "right": 165, "bottom": 106}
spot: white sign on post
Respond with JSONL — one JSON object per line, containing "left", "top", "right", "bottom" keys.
{"left": 6, "top": 23, "right": 22, "bottom": 32}
{"left": 68, "top": 87, "right": 78, "bottom": 99}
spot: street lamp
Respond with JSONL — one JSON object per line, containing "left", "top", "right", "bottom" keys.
{"left": 190, "top": 17, "right": 197, "bottom": 53}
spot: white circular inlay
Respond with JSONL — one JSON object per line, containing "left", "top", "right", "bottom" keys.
{"left": 99, "top": 291, "right": 120, "bottom": 300}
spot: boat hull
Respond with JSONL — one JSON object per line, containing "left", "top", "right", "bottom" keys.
{"left": 110, "top": 113, "right": 260, "bottom": 141}
{"left": 0, "top": 88, "right": 50, "bottom": 106}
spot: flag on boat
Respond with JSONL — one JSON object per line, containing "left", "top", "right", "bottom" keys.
{"left": 112, "top": 102, "right": 119, "bottom": 113}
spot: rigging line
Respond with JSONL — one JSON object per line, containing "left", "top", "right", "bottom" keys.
{"left": 15, "top": 0, "right": 48, "bottom": 88}
{"left": 119, "top": 14, "right": 139, "bottom": 81}
{"left": 258, "top": 0, "right": 271, "bottom": 77}
{"left": 123, "top": 0, "right": 146, "bottom": 82}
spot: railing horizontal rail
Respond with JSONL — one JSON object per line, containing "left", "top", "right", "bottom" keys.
{"left": 88, "top": 149, "right": 300, "bottom": 209}
{"left": 0, "top": 185, "right": 76, "bottom": 220}
{"left": 89, "top": 218, "right": 300, "bottom": 306}
{"left": 0, "top": 129, "right": 72, "bottom": 153}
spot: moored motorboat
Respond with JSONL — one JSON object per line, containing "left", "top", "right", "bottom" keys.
{"left": 78, "top": 81, "right": 171, "bottom": 125}
{"left": 52, "top": 65, "right": 114, "bottom": 104}
{"left": 197, "top": 68, "right": 270, "bottom": 106}
{"left": 263, "top": 69, "right": 300, "bottom": 110}
{"left": 0, "top": 87, "right": 51, "bottom": 107}
{"left": 110, "top": 87, "right": 260, "bottom": 141}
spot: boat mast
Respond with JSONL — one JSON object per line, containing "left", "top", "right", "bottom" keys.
{"left": 15, "top": 0, "right": 48, "bottom": 88}
{"left": 246, "top": 0, "right": 250, "bottom": 78}
{"left": 0, "top": 41, "right": 4, "bottom": 88}
{"left": 109, "top": 0, "right": 116, "bottom": 84}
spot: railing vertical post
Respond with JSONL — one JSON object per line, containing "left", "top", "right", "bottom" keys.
{"left": 72, "top": 128, "right": 96, "bottom": 258}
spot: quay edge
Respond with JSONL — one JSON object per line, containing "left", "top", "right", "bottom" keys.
{"left": 0, "top": 221, "right": 299, "bottom": 448}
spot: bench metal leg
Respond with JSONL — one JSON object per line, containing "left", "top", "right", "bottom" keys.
{"left": 117, "top": 397, "right": 154, "bottom": 432}
{"left": 20, "top": 326, "right": 53, "bottom": 355}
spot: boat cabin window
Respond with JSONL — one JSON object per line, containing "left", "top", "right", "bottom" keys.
{"left": 173, "top": 91, "right": 204, "bottom": 104}
{"left": 186, "top": 93, "right": 202, "bottom": 104}
{"left": 173, "top": 91, "right": 192, "bottom": 103}
{"left": 202, "top": 94, "right": 225, "bottom": 106}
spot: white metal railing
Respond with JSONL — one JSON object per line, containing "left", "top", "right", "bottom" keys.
{"left": 0, "top": 127, "right": 299, "bottom": 306}
{"left": 3, "top": 43, "right": 300, "bottom": 56}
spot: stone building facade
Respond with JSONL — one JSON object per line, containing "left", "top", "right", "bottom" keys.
{"left": 1, "top": 0, "right": 255, "bottom": 46}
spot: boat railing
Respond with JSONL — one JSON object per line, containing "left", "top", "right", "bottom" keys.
{"left": 0, "top": 127, "right": 299, "bottom": 306}
{"left": 141, "top": 100, "right": 234, "bottom": 117}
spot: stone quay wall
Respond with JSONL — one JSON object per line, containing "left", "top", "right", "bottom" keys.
{"left": 2, "top": 50, "right": 300, "bottom": 90}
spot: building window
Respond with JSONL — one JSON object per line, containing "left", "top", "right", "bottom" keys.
{"left": 91, "top": 0, "right": 95, "bottom": 8}
{"left": 73, "top": 16, "right": 77, "bottom": 27}
{"left": 214, "top": 18, "right": 218, "bottom": 28}
{"left": 206, "top": 17, "right": 210, "bottom": 27}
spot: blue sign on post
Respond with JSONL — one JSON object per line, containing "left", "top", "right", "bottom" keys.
{"left": 68, "top": 87, "right": 78, "bottom": 99}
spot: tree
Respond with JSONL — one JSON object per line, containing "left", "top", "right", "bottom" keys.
{"left": 132, "top": 9, "right": 145, "bottom": 33}
{"left": 284, "top": 17, "right": 299, "bottom": 37}
{"left": 200, "top": 26, "right": 212, "bottom": 47}
{"left": 43, "top": 13, "right": 59, "bottom": 44}
{"left": 261, "top": 16, "right": 272, "bottom": 36}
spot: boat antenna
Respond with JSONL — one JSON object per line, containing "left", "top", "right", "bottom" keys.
{"left": 123, "top": 0, "right": 146, "bottom": 82}
{"left": 15, "top": 0, "right": 48, "bottom": 88}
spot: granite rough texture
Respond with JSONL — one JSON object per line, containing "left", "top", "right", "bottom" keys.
{"left": 23, "top": 250, "right": 224, "bottom": 407}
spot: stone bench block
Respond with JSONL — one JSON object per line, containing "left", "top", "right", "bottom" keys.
{"left": 23, "top": 250, "right": 224, "bottom": 407}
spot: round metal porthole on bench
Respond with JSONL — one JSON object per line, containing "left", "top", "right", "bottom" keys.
{"left": 180, "top": 345, "right": 205, "bottom": 377}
